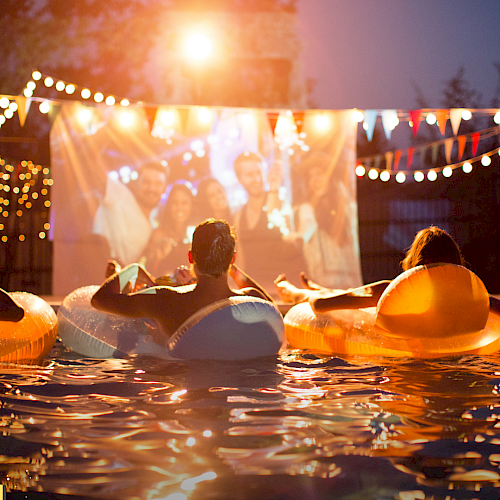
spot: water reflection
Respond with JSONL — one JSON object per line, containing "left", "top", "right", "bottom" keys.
{"left": 0, "top": 342, "right": 499, "bottom": 499}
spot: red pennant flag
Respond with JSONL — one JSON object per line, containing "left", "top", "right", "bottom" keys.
{"left": 409, "top": 110, "right": 422, "bottom": 138}
{"left": 436, "top": 109, "right": 448, "bottom": 135}
{"left": 267, "top": 112, "right": 279, "bottom": 135}
{"left": 407, "top": 147, "right": 414, "bottom": 169}
{"left": 144, "top": 106, "right": 158, "bottom": 132}
{"left": 471, "top": 132, "right": 480, "bottom": 156}
{"left": 457, "top": 135, "right": 466, "bottom": 160}
{"left": 394, "top": 150, "right": 402, "bottom": 171}
{"left": 385, "top": 151, "right": 394, "bottom": 171}
{"left": 292, "top": 111, "right": 304, "bottom": 135}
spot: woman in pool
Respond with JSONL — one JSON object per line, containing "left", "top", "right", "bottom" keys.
{"left": 195, "top": 178, "right": 232, "bottom": 224}
{"left": 275, "top": 226, "right": 500, "bottom": 314}
{"left": 142, "top": 183, "right": 196, "bottom": 277}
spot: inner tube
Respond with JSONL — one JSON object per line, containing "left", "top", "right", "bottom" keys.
{"left": 58, "top": 286, "right": 284, "bottom": 360}
{"left": 0, "top": 292, "right": 58, "bottom": 364}
{"left": 284, "top": 264, "right": 500, "bottom": 358}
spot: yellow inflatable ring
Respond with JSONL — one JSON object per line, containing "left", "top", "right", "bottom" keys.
{"left": 284, "top": 264, "right": 500, "bottom": 358}
{"left": 0, "top": 292, "right": 58, "bottom": 364}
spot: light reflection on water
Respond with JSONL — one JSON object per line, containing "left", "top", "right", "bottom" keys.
{"left": 1, "top": 341, "right": 500, "bottom": 500}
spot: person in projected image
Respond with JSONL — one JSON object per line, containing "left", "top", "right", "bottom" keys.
{"left": 141, "top": 183, "right": 196, "bottom": 278}
{"left": 195, "top": 177, "right": 232, "bottom": 224}
{"left": 275, "top": 225, "right": 500, "bottom": 315}
{"left": 93, "top": 160, "right": 169, "bottom": 267}
{"left": 232, "top": 151, "right": 305, "bottom": 293}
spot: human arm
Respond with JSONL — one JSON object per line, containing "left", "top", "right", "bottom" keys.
{"left": 310, "top": 281, "right": 392, "bottom": 313}
{"left": 489, "top": 295, "right": 500, "bottom": 315}
{"left": 229, "top": 263, "right": 275, "bottom": 302}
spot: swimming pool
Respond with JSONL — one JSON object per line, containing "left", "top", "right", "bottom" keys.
{"left": 1, "top": 341, "right": 500, "bottom": 500}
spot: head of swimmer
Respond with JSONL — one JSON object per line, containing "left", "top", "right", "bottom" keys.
{"left": 189, "top": 219, "right": 236, "bottom": 278}
{"left": 134, "top": 161, "right": 169, "bottom": 215}
{"left": 401, "top": 226, "right": 465, "bottom": 271}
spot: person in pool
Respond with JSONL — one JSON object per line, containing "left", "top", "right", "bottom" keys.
{"left": 0, "top": 288, "right": 24, "bottom": 322}
{"left": 275, "top": 226, "right": 500, "bottom": 314}
{"left": 91, "top": 218, "right": 274, "bottom": 338}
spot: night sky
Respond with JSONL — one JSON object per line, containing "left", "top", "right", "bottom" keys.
{"left": 297, "top": 0, "right": 500, "bottom": 110}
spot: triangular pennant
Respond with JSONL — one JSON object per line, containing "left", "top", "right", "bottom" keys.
{"left": 177, "top": 107, "right": 190, "bottom": 134}
{"left": 48, "top": 103, "right": 61, "bottom": 125}
{"left": 381, "top": 109, "right": 398, "bottom": 140}
{"left": 449, "top": 108, "right": 463, "bottom": 136}
{"left": 144, "top": 106, "right": 158, "bottom": 132}
{"left": 267, "top": 112, "right": 279, "bottom": 135}
{"left": 409, "top": 110, "right": 422, "bottom": 138}
{"left": 15, "top": 96, "right": 27, "bottom": 127}
{"left": 471, "top": 132, "right": 480, "bottom": 156}
{"left": 394, "top": 150, "right": 402, "bottom": 171}
{"left": 374, "top": 155, "right": 382, "bottom": 170}
{"left": 436, "top": 109, "right": 448, "bottom": 135}
{"left": 364, "top": 110, "right": 377, "bottom": 141}
{"left": 431, "top": 143, "right": 439, "bottom": 165}
{"left": 407, "top": 147, "right": 414, "bottom": 169}
{"left": 292, "top": 111, "right": 304, "bottom": 135}
{"left": 457, "top": 135, "right": 466, "bottom": 160}
{"left": 444, "top": 138, "right": 454, "bottom": 164}
{"left": 385, "top": 151, "right": 394, "bottom": 171}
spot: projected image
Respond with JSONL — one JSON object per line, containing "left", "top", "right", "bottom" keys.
{"left": 50, "top": 104, "right": 362, "bottom": 296}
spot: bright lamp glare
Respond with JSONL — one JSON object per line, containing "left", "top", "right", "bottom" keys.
{"left": 44, "top": 77, "right": 54, "bottom": 87}
{"left": 355, "top": 165, "right": 365, "bottom": 177}
{"left": 39, "top": 101, "right": 50, "bottom": 114}
{"left": 94, "top": 92, "right": 104, "bottom": 103}
{"left": 315, "top": 114, "right": 329, "bottom": 130}
{"left": 462, "top": 162, "right": 473, "bottom": 173}
{"left": 119, "top": 111, "right": 134, "bottom": 127}
{"left": 0, "top": 97, "right": 9, "bottom": 109}
{"left": 56, "top": 81, "right": 65, "bottom": 91}
{"left": 66, "top": 84, "right": 76, "bottom": 95}
{"left": 78, "top": 109, "right": 92, "bottom": 124}
{"left": 481, "top": 155, "right": 491, "bottom": 166}
{"left": 81, "top": 88, "right": 91, "bottom": 99}
{"left": 32, "top": 71, "right": 42, "bottom": 81}
{"left": 395, "top": 172, "right": 406, "bottom": 183}
{"left": 414, "top": 171, "right": 424, "bottom": 182}
{"left": 198, "top": 107, "right": 212, "bottom": 124}
{"left": 368, "top": 169, "right": 378, "bottom": 180}
{"left": 461, "top": 109, "right": 472, "bottom": 120}
{"left": 427, "top": 170, "right": 438, "bottom": 181}
{"left": 494, "top": 111, "right": 500, "bottom": 124}
{"left": 380, "top": 170, "right": 390, "bottom": 182}
{"left": 105, "top": 96, "right": 116, "bottom": 106}
{"left": 186, "top": 34, "right": 212, "bottom": 60}
{"left": 426, "top": 113, "right": 436, "bottom": 125}
{"left": 26, "top": 81, "right": 36, "bottom": 90}
{"left": 160, "top": 110, "right": 176, "bottom": 127}
{"left": 23, "top": 88, "right": 33, "bottom": 97}
{"left": 442, "top": 166, "right": 453, "bottom": 177}
{"left": 352, "top": 109, "right": 364, "bottom": 122}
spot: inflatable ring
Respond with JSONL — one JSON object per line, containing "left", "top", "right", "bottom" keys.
{"left": 58, "top": 286, "right": 284, "bottom": 360}
{"left": 284, "top": 264, "right": 500, "bottom": 358}
{"left": 0, "top": 292, "right": 58, "bottom": 364}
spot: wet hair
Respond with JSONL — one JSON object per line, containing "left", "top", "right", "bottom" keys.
{"left": 191, "top": 219, "right": 236, "bottom": 277}
{"left": 401, "top": 226, "right": 465, "bottom": 271}
{"left": 233, "top": 151, "right": 264, "bottom": 179}
{"left": 137, "top": 160, "right": 169, "bottom": 179}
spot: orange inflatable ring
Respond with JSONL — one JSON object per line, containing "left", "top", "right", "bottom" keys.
{"left": 284, "top": 264, "right": 500, "bottom": 358}
{"left": 0, "top": 292, "right": 58, "bottom": 364}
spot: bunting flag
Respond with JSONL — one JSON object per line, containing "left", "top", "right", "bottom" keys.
{"left": 48, "top": 103, "right": 61, "bottom": 126}
{"left": 14, "top": 96, "right": 28, "bottom": 127}
{"left": 385, "top": 151, "right": 394, "bottom": 171}
{"left": 177, "top": 107, "right": 190, "bottom": 134}
{"left": 409, "top": 109, "right": 422, "bottom": 138}
{"left": 407, "top": 147, "right": 414, "bottom": 169}
{"left": 374, "top": 155, "right": 382, "bottom": 170}
{"left": 444, "top": 138, "right": 454, "bottom": 164}
{"left": 449, "top": 108, "right": 463, "bottom": 136}
{"left": 266, "top": 112, "right": 279, "bottom": 135}
{"left": 364, "top": 110, "right": 377, "bottom": 142}
{"left": 472, "top": 132, "right": 480, "bottom": 156}
{"left": 292, "top": 111, "right": 304, "bottom": 135}
{"left": 431, "top": 142, "right": 439, "bottom": 165}
{"left": 381, "top": 109, "right": 397, "bottom": 140}
{"left": 393, "top": 149, "right": 402, "bottom": 171}
{"left": 457, "top": 135, "right": 466, "bottom": 160}
{"left": 144, "top": 106, "right": 158, "bottom": 132}
{"left": 436, "top": 109, "right": 448, "bottom": 135}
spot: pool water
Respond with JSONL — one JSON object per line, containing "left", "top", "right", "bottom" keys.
{"left": 1, "top": 340, "right": 500, "bottom": 500}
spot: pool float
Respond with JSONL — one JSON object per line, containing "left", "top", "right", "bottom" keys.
{"left": 58, "top": 285, "right": 284, "bottom": 360}
{"left": 284, "top": 264, "right": 500, "bottom": 358}
{"left": 0, "top": 292, "right": 58, "bottom": 364}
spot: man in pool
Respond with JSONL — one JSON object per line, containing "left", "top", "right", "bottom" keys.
{"left": 91, "top": 219, "right": 274, "bottom": 338}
